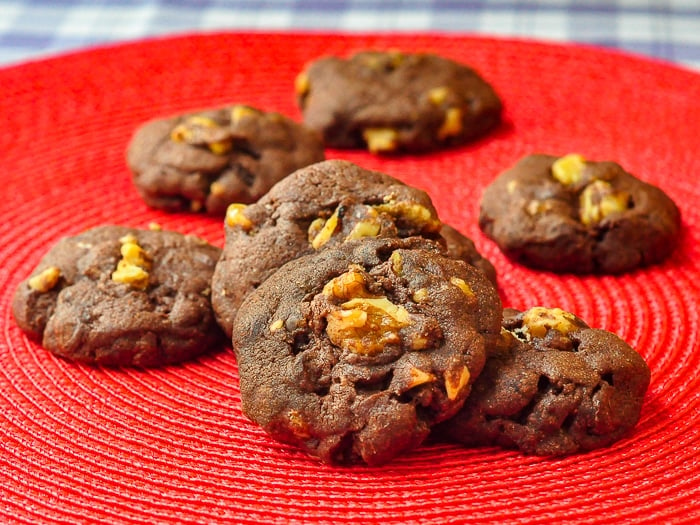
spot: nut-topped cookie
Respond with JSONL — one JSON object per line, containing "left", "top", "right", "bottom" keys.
{"left": 233, "top": 236, "right": 503, "bottom": 465}
{"left": 12, "top": 225, "right": 224, "bottom": 367}
{"left": 479, "top": 154, "right": 681, "bottom": 273}
{"left": 295, "top": 50, "right": 502, "bottom": 153}
{"left": 211, "top": 159, "right": 496, "bottom": 337}
{"left": 438, "top": 307, "right": 651, "bottom": 455}
{"left": 126, "top": 104, "right": 325, "bottom": 214}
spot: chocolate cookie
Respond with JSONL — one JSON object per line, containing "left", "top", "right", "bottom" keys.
{"left": 233, "top": 236, "right": 503, "bottom": 465}
{"left": 12, "top": 225, "right": 224, "bottom": 367}
{"left": 441, "top": 224, "right": 497, "bottom": 286}
{"left": 479, "top": 154, "right": 681, "bottom": 273}
{"left": 295, "top": 50, "right": 502, "bottom": 153}
{"left": 211, "top": 159, "right": 495, "bottom": 337}
{"left": 126, "top": 104, "right": 325, "bottom": 214}
{"left": 439, "top": 307, "right": 651, "bottom": 455}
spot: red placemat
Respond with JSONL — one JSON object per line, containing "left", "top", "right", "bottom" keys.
{"left": 1, "top": 32, "right": 699, "bottom": 524}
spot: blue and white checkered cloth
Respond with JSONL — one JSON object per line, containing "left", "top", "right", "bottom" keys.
{"left": 0, "top": 0, "right": 699, "bottom": 70}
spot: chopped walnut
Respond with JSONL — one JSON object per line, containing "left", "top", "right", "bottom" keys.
{"left": 373, "top": 200, "right": 441, "bottom": 233}
{"left": 269, "top": 319, "right": 285, "bottom": 332}
{"left": 231, "top": 105, "right": 260, "bottom": 123}
{"left": 362, "top": 128, "right": 398, "bottom": 153}
{"left": 28, "top": 266, "right": 61, "bottom": 293}
{"left": 344, "top": 218, "right": 381, "bottom": 241}
{"left": 450, "top": 277, "right": 474, "bottom": 297}
{"left": 310, "top": 207, "right": 341, "bottom": 249}
{"left": 437, "top": 107, "right": 463, "bottom": 140}
{"left": 294, "top": 72, "right": 310, "bottom": 96}
{"left": 225, "top": 203, "right": 254, "bottom": 231}
{"left": 521, "top": 307, "right": 581, "bottom": 338}
{"left": 325, "top": 297, "right": 411, "bottom": 355}
{"left": 170, "top": 115, "right": 233, "bottom": 155}
{"left": 444, "top": 365, "right": 471, "bottom": 401}
{"left": 407, "top": 367, "right": 436, "bottom": 389}
{"left": 552, "top": 153, "right": 587, "bottom": 185}
{"left": 427, "top": 86, "right": 450, "bottom": 105}
{"left": 323, "top": 268, "right": 412, "bottom": 355}
{"left": 111, "top": 237, "right": 152, "bottom": 290}
{"left": 579, "top": 179, "right": 630, "bottom": 225}
{"left": 322, "top": 267, "right": 371, "bottom": 299}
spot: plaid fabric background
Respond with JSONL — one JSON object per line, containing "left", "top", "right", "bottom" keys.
{"left": 0, "top": 0, "right": 699, "bottom": 69}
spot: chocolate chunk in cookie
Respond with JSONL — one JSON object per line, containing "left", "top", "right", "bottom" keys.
{"left": 127, "top": 104, "right": 325, "bottom": 214}
{"left": 295, "top": 51, "right": 502, "bottom": 153}
{"left": 12, "top": 225, "right": 224, "bottom": 367}
{"left": 212, "top": 159, "right": 495, "bottom": 337}
{"left": 438, "top": 307, "right": 651, "bottom": 455}
{"left": 233, "top": 236, "right": 503, "bottom": 465}
{"left": 479, "top": 153, "right": 681, "bottom": 273}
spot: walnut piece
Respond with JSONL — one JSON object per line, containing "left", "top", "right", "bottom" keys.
{"left": 225, "top": 203, "right": 254, "bottom": 231}
{"left": 322, "top": 267, "right": 371, "bottom": 299}
{"left": 444, "top": 365, "right": 471, "bottom": 401}
{"left": 231, "top": 105, "right": 260, "bottom": 123}
{"left": 111, "top": 237, "right": 152, "bottom": 290}
{"left": 437, "top": 107, "right": 463, "bottom": 140}
{"left": 28, "top": 266, "right": 61, "bottom": 293}
{"left": 521, "top": 306, "right": 580, "bottom": 338}
{"left": 407, "top": 367, "right": 436, "bottom": 389}
{"left": 450, "top": 277, "right": 474, "bottom": 297}
{"left": 325, "top": 297, "right": 411, "bottom": 355}
{"left": 362, "top": 128, "right": 398, "bottom": 153}
{"left": 373, "top": 199, "right": 441, "bottom": 233}
{"left": 294, "top": 72, "right": 310, "bottom": 96}
{"left": 310, "top": 208, "right": 341, "bottom": 249}
{"left": 552, "top": 153, "right": 587, "bottom": 185}
{"left": 427, "top": 86, "right": 449, "bottom": 105}
{"left": 170, "top": 115, "right": 233, "bottom": 155}
{"left": 345, "top": 218, "right": 381, "bottom": 241}
{"left": 323, "top": 268, "right": 412, "bottom": 355}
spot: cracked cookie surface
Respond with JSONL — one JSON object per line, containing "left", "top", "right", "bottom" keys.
{"left": 232, "top": 237, "right": 502, "bottom": 465}
{"left": 12, "top": 225, "right": 224, "bottom": 367}
{"left": 212, "top": 159, "right": 496, "bottom": 337}
{"left": 479, "top": 153, "right": 681, "bottom": 273}
{"left": 127, "top": 105, "right": 325, "bottom": 214}
{"left": 438, "top": 307, "right": 651, "bottom": 455}
{"left": 296, "top": 51, "right": 502, "bottom": 153}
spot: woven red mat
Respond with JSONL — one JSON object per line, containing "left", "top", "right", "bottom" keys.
{"left": 1, "top": 32, "right": 698, "bottom": 524}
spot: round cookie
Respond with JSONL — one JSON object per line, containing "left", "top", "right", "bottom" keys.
{"left": 126, "top": 104, "right": 325, "bottom": 214}
{"left": 479, "top": 153, "right": 681, "bottom": 273}
{"left": 295, "top": 50, "right": 502, "bottom": 153}
{"left": 211, "top": 159, "right": 496, "bottom": 337}
{"left": 12, "top": 225, "right": 224, "bottom": 367}
{"left": 438, "top": 307, "right": 651, "bottom": 455}
{"left": 232, "top": 236, "right": 503, "bottom": 465}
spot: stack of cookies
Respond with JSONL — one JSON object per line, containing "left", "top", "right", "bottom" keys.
{"left": 13, "top": 50, "right": 679, "bottom": 466}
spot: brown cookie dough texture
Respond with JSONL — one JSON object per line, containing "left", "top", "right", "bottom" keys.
{"left": 211, "top": 159, "right": 496, "bottom": 337}
{"left": 233, "top": 236, "right": 503, "bottom": 465}
{"left": 479, "top": 154, "right": 681, "bottom": 273}
{"left": 295, "top": 50, "right": 502, "bottom": 153}
{"left": 12, "top": 225, "right": 224, "bottom": 367}
{"left": 439, "top": 307, "right": 650, "bottom": 455}
{"left": 126, "top": 104, "right": 325, "bottom": 214}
